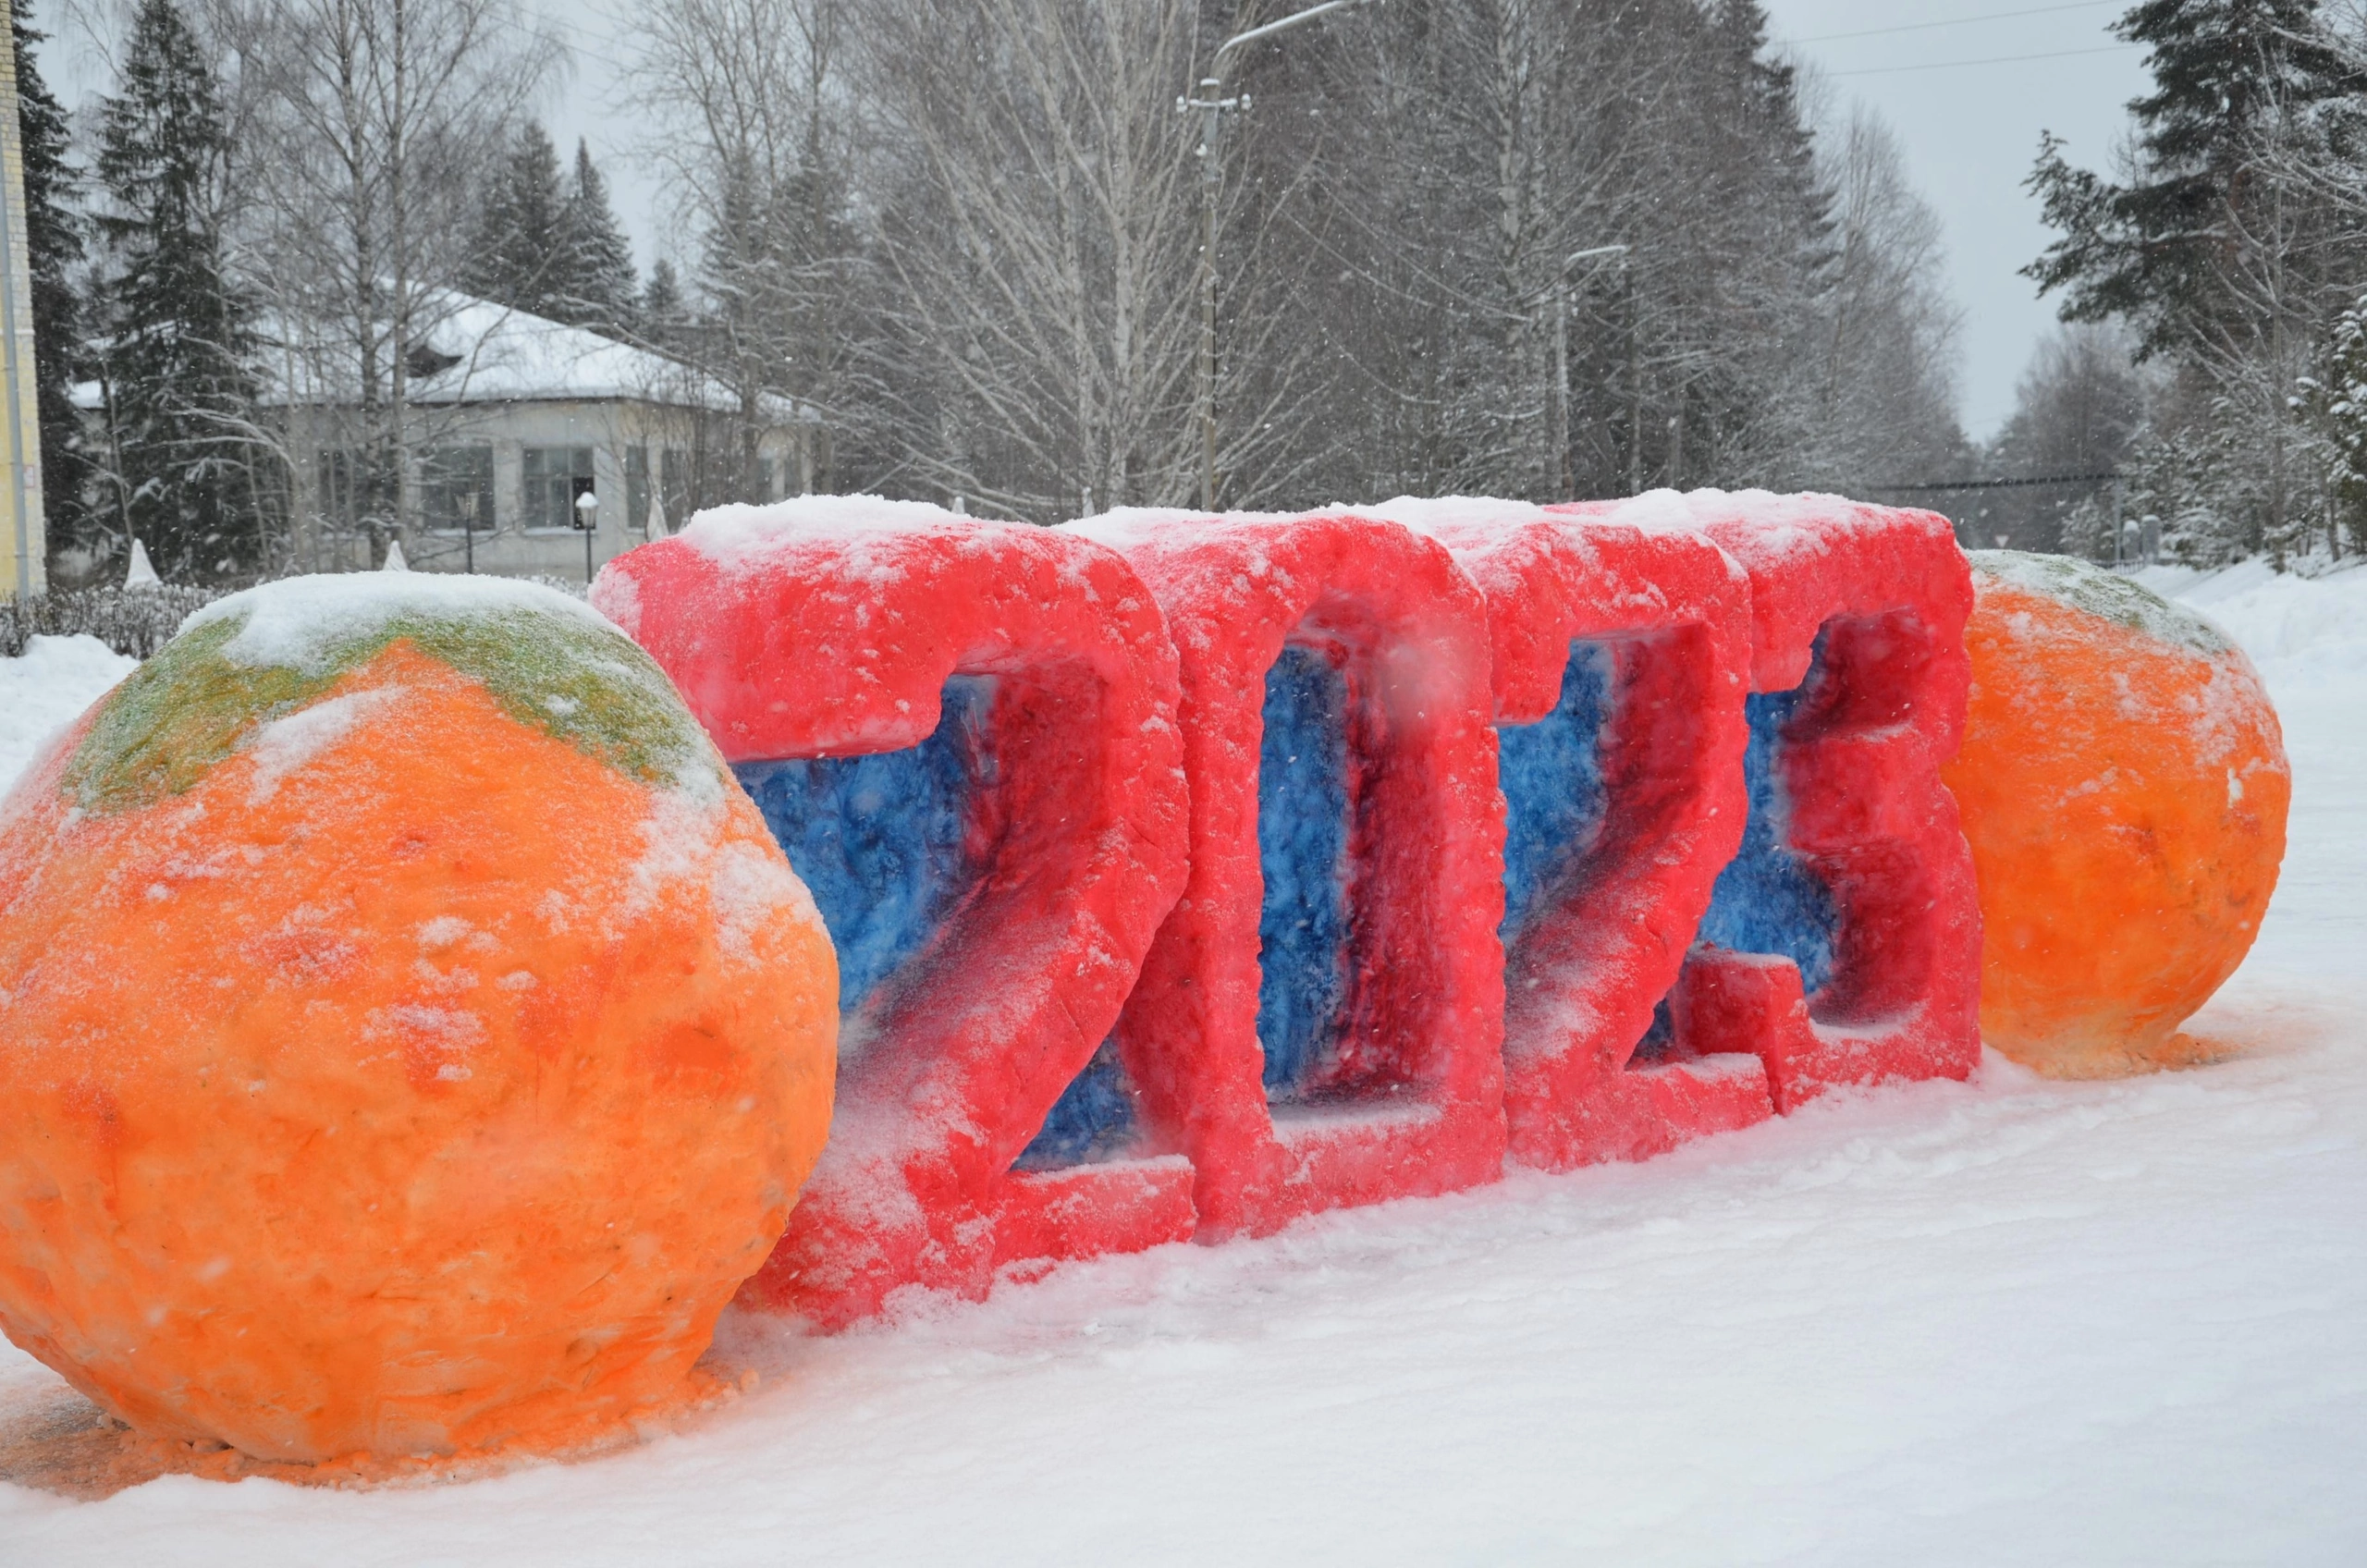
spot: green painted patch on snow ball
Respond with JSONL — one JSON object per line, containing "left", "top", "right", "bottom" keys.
{"left": 66, "top": 601, "right": 716, "bottom": 815}
{"left": 1969, "top": 549, "right": 2237, "bottom": 659}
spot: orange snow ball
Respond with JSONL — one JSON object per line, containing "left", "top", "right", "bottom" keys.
{"left": 1944, "top": 552, "right": 2288, "bottom": 1078}
{"left": 0, "top": 576, "right": 836, "bottom": 1465}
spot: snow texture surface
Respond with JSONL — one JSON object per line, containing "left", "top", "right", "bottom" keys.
{"left": 186, "top": 570, "right": 618, "bottom": 674}
{"left": 1256, "top": 643, "right": 1353, "bottom": 1096}
{"left": 0, "top": 636, "right": 135, "bottom": 795}
{"left": 4, "top": 562, "right": 2366, "bottom": 1565}
{"left": 674, "top": 493, "right": 984, "bottom": 578}
{"left": 264, "top": 290, "right": 813, "bottom": 421}
{"left": 1496, "top": 640, "right": 1613, "bottom": 939}
{"left": 1977, "top": 548, "right": 2236, "bottom": 657}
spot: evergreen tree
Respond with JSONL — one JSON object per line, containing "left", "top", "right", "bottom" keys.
{"left": 13, "top": 0, "right": 93, "bottom": 570}
{"left": 559, "top": 139, "right": 635, "bottom": 333}
{"left": 463, "top": 120, "right": 566, "bottom": 316}
{"left": 93, "top": 0, "right": 261, "bottom": 581}
{"left": 2026, "top": 0, "right": 2362, "bottom": 352}
{"left": 464, "top": 126, "right": 636, "bottom": 333}
{"left": 639, "top": 256, "right": 687, "bottom": 348}
{"left": 2025, "top": 0, "right": 2367, "bottom": 560}
{"left": 2304, "top": 292, "right": 2367, "bottom": 557}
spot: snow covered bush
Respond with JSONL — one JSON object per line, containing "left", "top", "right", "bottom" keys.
{"left": 0, "top": 582, "right": 221, "bottom": 659}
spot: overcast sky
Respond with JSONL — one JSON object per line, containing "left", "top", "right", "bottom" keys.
{"left": 35, "top": 0, "right": 2157, "bottom": 447}
{"left": 1760, "top": 0, "right": 2152, "bottom": 439}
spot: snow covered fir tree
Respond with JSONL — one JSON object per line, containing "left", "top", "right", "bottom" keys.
{"left": 90, "top": 0, "right": 262, "bottom": 582}
{"left": 12, "top": 0, "right": 89, "bottom": 569}
{"left": 2025, "top": 0, "right": 2367, "bottom": 564}
{"left": 464, "top": 122, "right": 638, "bottom": 335}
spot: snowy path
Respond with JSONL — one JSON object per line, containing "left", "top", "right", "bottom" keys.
{"left": 2, "top": 576, "right": 2364, "bottom": 1566}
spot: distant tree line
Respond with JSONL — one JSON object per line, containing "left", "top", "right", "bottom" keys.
{"left": 2000, "top": 0, "right": 2367, "bottom": 567}
{"left": 14, "top": 0, "right": 1971, "bottom": 582}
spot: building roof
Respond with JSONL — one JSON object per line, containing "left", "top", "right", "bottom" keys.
{"left": 72, "top": 290, "right": 816, "bottom": 423}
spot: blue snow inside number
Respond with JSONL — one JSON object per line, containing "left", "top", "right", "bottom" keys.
{"left": 731, "top": 675, "right": 1143, "bottom": 1170}
{"left": 1257, "top": 643, "right": 1354, "bottom": 1098}
{"left": 734, "top": 676, "right": 998, "bottom": 1017}
{"left": 1498, "top": 641, "right": 1614, "bottom": 941}
{"left": 1016, "top": 1041, "right": 1140, "bottom": 1169}
{"left": 1693, "top": 648, "right": 1840, "bottom": 997}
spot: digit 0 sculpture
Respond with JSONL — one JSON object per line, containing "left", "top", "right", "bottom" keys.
{"left": 1066, "top": 510, "right": 1506, "bottom": 1238}
{"left": 1372, "top": 498, "right": 1770, "bottom": 1168}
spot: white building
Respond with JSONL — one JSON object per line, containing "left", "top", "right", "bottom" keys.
{"left": 84, "top": 291, "right": 826, "bottom": 582}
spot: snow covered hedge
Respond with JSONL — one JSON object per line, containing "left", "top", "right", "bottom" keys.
{"left": 0, "top": 584, "right": 225, "bottom": 660}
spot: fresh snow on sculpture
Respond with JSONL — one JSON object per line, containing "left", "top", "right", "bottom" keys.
{"left": 1944, "top": 551, "right": 2288, "bottom": 1077}
{"left": 593, "top": 497, "right": 1191, "bottom": 1330}
{"left": 0, "top": 573, "right": 838, "bottom": 1464}
{"left": 1065, "top": 509, "right": 1505, "bottom": 1239}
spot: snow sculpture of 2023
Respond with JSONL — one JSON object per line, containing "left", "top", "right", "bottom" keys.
{"left": 0, "top": 490, "right": 2244, "bottom": 1465}
{"left": 604, "top": 491, "right": 1990, "bottom": 1328}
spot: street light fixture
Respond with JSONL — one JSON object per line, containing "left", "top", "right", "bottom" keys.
{"left": 573, "top": 486, "right": 599, "bottom": 584}
{"left": 1184, "top": 0, "right": 1380, "bottom": 511}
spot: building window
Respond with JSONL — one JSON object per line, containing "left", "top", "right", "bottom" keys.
{"left": 314, "top": 447, "right": 388, "bottom": 532}
{"left": 521, "top": 445, "right": 596, "bottom": 530}
{"left": 625, "top": 445, "right": 652, "bottom": 535}
{"left": 660, "top": 447, "right": 692, "bottom": 521}
{"left": 420, "top": 445, "right": 495, "bottom": 533}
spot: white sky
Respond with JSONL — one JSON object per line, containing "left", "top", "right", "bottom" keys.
{"left": 34, "top": 0, "right": 2156, "bottom": 447}
{"left": 1760, "top": 0, "right": 2152, "bottom": 440}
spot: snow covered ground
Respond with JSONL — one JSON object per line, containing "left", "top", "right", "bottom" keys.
{"left": 3, "top": 565, "right": 2364, "bottom": 1565}
{"left": 0, "top": 636, "right": 136, "bottom": 793}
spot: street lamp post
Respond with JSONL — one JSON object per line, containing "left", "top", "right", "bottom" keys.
{"left": 1626, "top": 260, "right": 1642, "bottom": 496}
{"left": 1552, "top": 244, "right": 1629, "bottom": 501}
{"left": 574, "top": 487, "right": 599, "bottom": 584}
{"left": 1185, "top": 0, "right": 1379, "bottom": 511}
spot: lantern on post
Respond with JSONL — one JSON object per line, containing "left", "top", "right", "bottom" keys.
{"left": 574, "top": 486, "right": 600, "bottom": 583}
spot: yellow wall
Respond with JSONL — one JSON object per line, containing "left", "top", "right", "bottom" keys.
{"left": 0, "top": 21, "right": 46, "bottom": 598}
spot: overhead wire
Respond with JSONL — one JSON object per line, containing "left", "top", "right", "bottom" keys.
{"left": 1784, "top": 0, "right": 2121, "bottom": 46}
{"left": 1829, "top": 42, "right": 2142, "bottom": 77}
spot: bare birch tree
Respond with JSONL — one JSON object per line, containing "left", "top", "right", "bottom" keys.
{"left": 856, "top": 0, "right": 1231, "bottom": 516}
{"left": 631, "top": 0, "right": 871, "bottom": 505}
{"left": 1795, "top": 101, "right": 1965, "bottom": 489}
{"left": 215, "top": 0, "right": 558, "bottom": 563}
